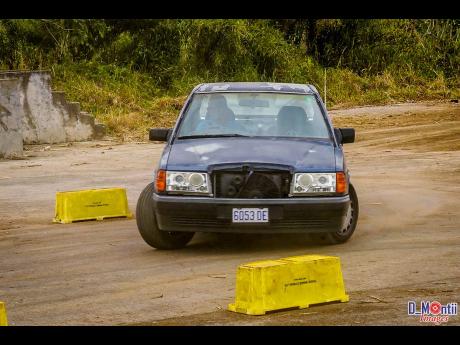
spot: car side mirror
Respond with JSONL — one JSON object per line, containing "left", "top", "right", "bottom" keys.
{"left": 334, "top": 127, "right": 355, "bottom": 144}
{"left": 149, "top": 128, "right": 172, "bottom": 142}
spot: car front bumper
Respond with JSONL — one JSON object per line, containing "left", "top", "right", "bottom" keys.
{"left": 153, "top": 194, "right": 350, "bottom": 234}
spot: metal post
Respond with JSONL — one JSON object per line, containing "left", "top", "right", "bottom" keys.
{"left": 324, "top": 68, "right": 327, "bottom": 109}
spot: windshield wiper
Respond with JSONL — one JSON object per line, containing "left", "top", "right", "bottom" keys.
{"left": 177, "top": 134, "right": 250, "bottom": 139}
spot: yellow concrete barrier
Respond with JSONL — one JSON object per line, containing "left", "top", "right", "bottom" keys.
{"left": 228, "top": 254, "right": 349, "bottom": 315}
{"left": 53, "top": 187, "right": 133, "bottom": 224}
{"left": 0, "top": 301, "right": 8, "bottom": 326}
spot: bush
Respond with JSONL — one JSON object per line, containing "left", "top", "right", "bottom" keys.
{"left": 1, "top": 19, "right": 459, "bottom": 140}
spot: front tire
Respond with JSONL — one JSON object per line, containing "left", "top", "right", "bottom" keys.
{"left": 136, "top": 182, "right": 194, "bottom": 250}
{"left": 312, "top": 183, "right": 359, "bottom": 245}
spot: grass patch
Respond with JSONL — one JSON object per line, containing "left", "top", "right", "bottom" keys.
{"left": 50, "top": 61, "right": 459, "bottom": 141}
{"left": 51, "top": 62, "right": 187, "bottom": 141}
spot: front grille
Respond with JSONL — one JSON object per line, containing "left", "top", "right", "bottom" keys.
{"left": 214, "top": 171, "right": 291, "bottom": 198}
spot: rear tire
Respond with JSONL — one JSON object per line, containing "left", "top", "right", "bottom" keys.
{"left": 136, "top": 182, "right": 194, "bottom": 250}
{"left": 311, "top": 183, "right": 359, "bottom": 245}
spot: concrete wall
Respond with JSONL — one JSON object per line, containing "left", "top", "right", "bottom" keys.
{"left": 0, "top": 70, "right": 105, "bottom": 158}
{"left": 0, "top": 114, "right": 23, "bottom": 157}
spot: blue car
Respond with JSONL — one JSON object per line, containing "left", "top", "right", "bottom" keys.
{"left": 137, "top": 82, "right": 358, "bottom": 249}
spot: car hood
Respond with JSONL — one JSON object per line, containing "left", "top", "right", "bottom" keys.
{"left": 166, "top": 137, "right": 336, "bottom": 172}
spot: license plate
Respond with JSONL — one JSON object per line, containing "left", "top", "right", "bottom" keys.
{"left": 232, "top": 208, "right": 269, "bottom": 223}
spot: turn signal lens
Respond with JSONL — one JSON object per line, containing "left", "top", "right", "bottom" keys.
{"left": 336, "top": 172, "right": 347, "bottom": 194}
{"left": 155, "top": 170, "right": 166, "bottom": 193}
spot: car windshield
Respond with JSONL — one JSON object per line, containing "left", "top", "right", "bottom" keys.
{"left": 177, "top": 92, "right": 331, "bottom": 139}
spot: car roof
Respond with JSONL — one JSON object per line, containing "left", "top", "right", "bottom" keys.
{"left": 193, "top": 82, "right": 318, "bottom": 94}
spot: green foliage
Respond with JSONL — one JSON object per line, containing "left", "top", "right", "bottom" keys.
{"left": 1, "top": 19, "right": 459, "bottom": 140}
{"left": 270, "top": 19, "right": 460, "bottom": 81}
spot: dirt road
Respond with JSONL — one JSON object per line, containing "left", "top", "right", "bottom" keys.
{"left": 0, "top": 102, "right": 459, "bottom": 325}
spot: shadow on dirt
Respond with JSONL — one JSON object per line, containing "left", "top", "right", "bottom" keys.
{"left": 177, "top": 232, "right": 332, "bottom": 255}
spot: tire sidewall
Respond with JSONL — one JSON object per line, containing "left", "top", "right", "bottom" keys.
{"left": 328, "top": 183, "right": 359, "bottom": 243}
{"left": 136, "top": 182, "right": 194, "bottom": 249}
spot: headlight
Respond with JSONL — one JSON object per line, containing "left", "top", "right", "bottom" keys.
{"left": 291, "top": 173, "right": 340, "bottom": 195}
{"left": 166, "top": 171, "right": 212, "bottom": 195}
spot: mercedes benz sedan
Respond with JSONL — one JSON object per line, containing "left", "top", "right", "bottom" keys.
{"left": 136, "top": 82, "right": 358, "bottom": 249}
